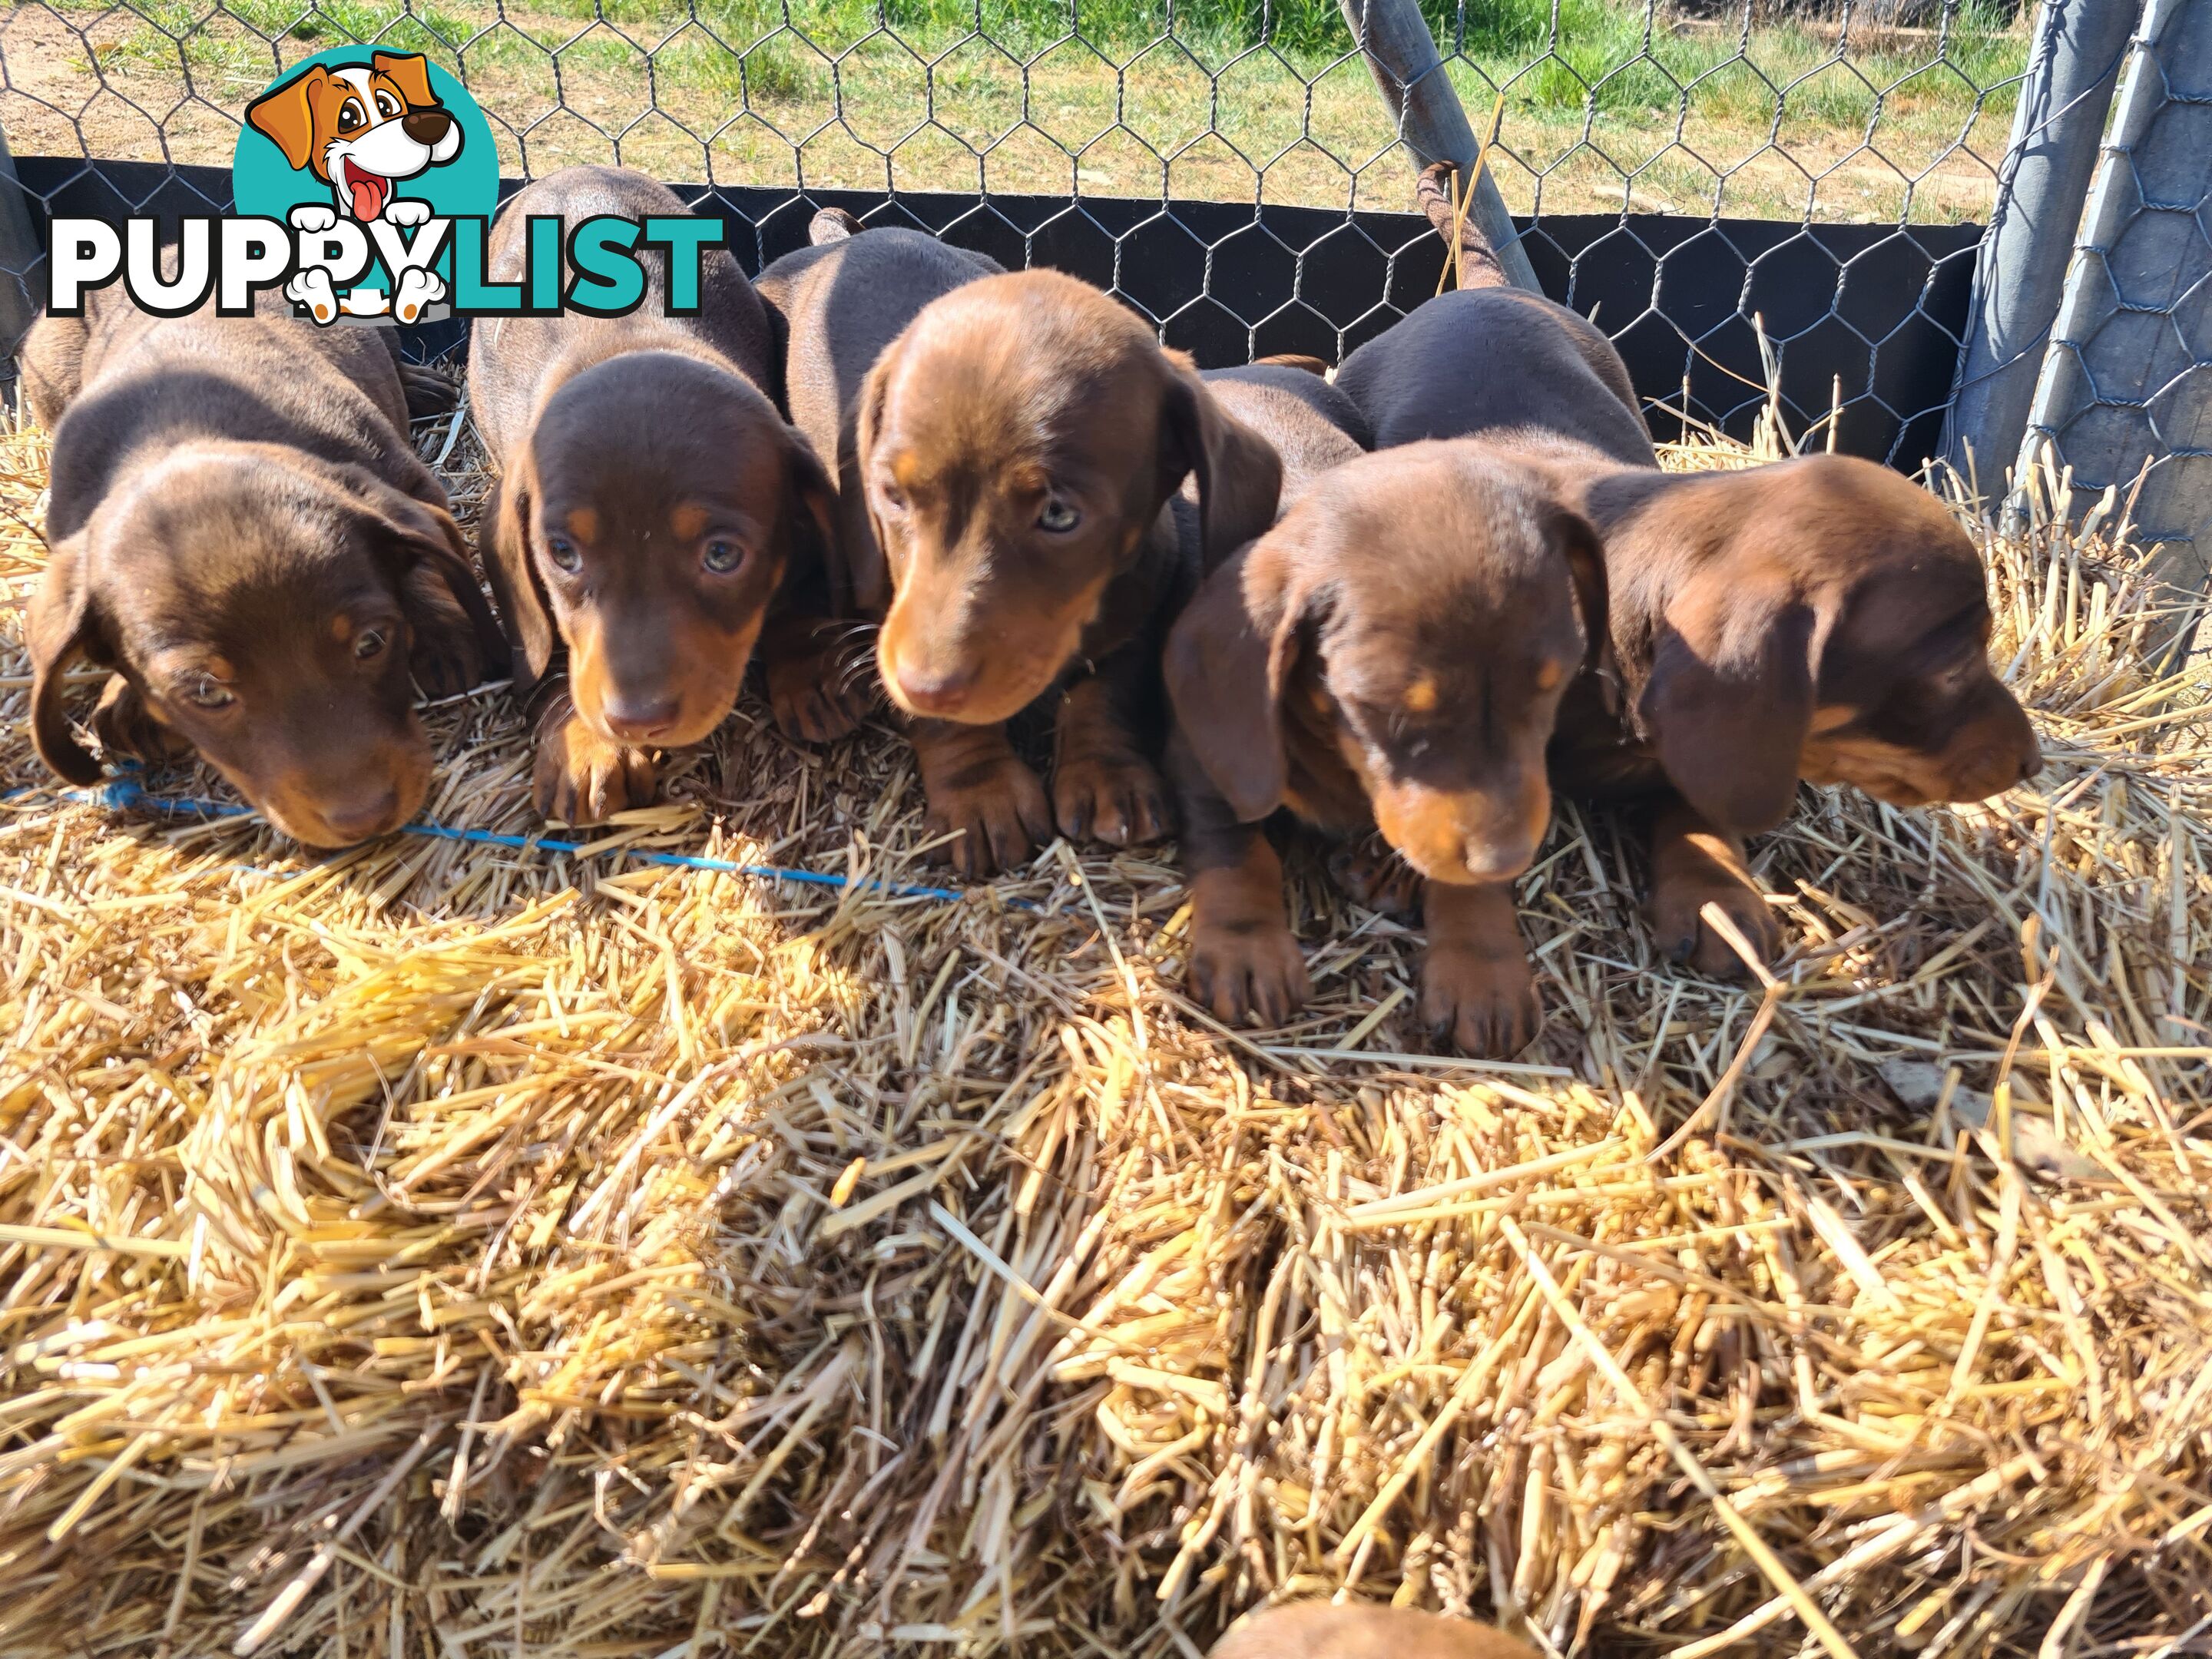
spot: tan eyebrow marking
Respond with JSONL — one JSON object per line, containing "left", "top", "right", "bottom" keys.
{"left": 1403, "top": 675, "right": 1439, "bottom": 713}
{"left": 565, "top": 507, "right": 600, "bottom": 543}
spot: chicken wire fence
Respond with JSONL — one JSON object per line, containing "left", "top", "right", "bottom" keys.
{"left": 0, "top": 0, "right": 2202, "bottom": 555}
{"left": 2005, "top": 0, "right": 2211, "bottom": 591}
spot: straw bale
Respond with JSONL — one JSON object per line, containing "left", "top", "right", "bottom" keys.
{"left": 0, "top": 388, "right": 2207, "bottom": 1659}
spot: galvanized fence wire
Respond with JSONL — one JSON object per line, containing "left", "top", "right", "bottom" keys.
{"left": 0, "top": 0, "right": 2035, "bottom": 459}
{"left": 2013, "top": 0, "right": 2211, "bottom": 589}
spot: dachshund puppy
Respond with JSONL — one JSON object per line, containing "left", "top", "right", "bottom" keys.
{"left": 1336, "top": 176, "right": 2041, "bottom": 972}
{"left": 20, "top": 283, "right": 502, "bottom": 849}
{"left": 1212, "top": 1604, "right": 1538, "bottom": 1659}
{"left": 849, "top": 270, "right": 1283, "bottom": 875}
{"left": 1167, "top": 442, "right": 1605, "bottom": 1056}
{"left": 756, "top": 223, "right": 1004, "bottom": 743}
{"left": 470, "top": 166, "right": 840, "bottom": 823}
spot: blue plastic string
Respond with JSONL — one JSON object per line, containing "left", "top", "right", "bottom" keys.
{"left": 7, "top": 773, "right": 1008, "bottom": 907}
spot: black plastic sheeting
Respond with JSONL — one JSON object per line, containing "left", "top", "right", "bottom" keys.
{"left": 12, "top": 157, "right": 1981, "bottom": 469}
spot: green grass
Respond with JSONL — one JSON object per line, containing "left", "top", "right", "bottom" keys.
{"left": 23, "top": 0, "right": 2025, "bottom": 222}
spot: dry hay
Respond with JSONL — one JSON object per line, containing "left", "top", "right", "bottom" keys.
{"left": 0, "top": 383, "right": 2209, "bottom": 1659}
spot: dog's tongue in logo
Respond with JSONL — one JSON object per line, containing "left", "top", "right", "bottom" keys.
{"left": 342, "top": 157, "right": 390, "bottom": 222}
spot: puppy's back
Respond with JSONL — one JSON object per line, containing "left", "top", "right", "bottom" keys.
{"left": 1204, "top": 363, "right": 1370, "bottom": 500}
{"left": 1337, "top": 287, "right": 1654, "bottom": 468}
{"left": 1213, "top": 1603, "right": 1538, "bottom": 1659}
{"left": 39, "top": 303, "right": 423, "bottom": 540}
{"left": 757, "top": 227, "right": 1002, "bottom": 470}
{"left": 469, "top": 165, "right": 774, "bottom": 459}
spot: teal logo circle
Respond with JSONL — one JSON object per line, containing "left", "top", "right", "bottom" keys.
{"left": 233, "top": 48, "right": 497, "bottom": 306}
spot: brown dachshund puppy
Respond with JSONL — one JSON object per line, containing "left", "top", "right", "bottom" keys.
{"left": 1167, "top": 441, "right": 1605, "bottom": 1056}
{"left": 1211, "top": 1602, "right": 1538, "bottom": 1659}
{"left": 847, "top": 270, "right": 1282, "bottom": 875}
{"left": 469, "top": 166, "right": 839, "bottom": 823}
{"left": 20, "top": 284, "right": 502, "bottom": 849}
{"left": 756, "top": 223, "right": 1004, "bottom": 733}
{"left": 1336, "top": 193, "right": 2041, "bottom": 972}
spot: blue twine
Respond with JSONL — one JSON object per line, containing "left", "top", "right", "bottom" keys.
{"left": 8, "top": 773, "right": 1006, "bottom": 907}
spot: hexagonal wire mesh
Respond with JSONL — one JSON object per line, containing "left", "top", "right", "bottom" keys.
{"left": 0, "top": 0, "right": 2069, "bottom": 470}
{"left": 2013, "top": 0, "right": 2211, "bottom": 590}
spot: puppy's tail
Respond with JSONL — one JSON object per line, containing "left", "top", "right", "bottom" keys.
{"left": 808, "top": 207, "right": 863, "bottom": 247}
{"left": 1418, "top": 160, "right": 1509, "bottom": 292}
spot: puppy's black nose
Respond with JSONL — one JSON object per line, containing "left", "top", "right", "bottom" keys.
{"left": 603, "top": 694, "right": 681, "bottom": 742}
{"left": 402, "top": 108, "right": 453, "bottom": 145}
{"left": 320, "top": 787, "right": 401, "bottom": 846}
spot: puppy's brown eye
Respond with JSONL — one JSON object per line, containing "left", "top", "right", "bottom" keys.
{"left": 544, "top": 535, "right": 582, "bottom": 575}
{"left": 183, "top": 674, "right": 234, "bottom": 710}
{"left": 701, "top": 538, "right": 746, "bottom": 575}
{"left": 374, "top": 89, "right": 402, "bottom": 118}
{"left": 1037, "top": 498, "right": 1081, "bottom": 534}
{"left": 875, "top": 481, "right": 908, "bottom": 514}
{"left": 336, "top": 100, "right": 365, "bottom": 132}
{"left": 354, "top": 628, "right": 387, "bottom": 661}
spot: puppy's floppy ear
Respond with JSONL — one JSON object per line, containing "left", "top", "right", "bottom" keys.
{"left": 372, "top": 51, "right": 438, "bottom": 111}
{"left": 783, "top": 424, "right": 840, "bottom": 584}
{"left": 26, "top": 531, "right": 109, "bottom": 786}
{"left": 1550, "top": 506, "right": 1610, "bottom": 677}
{"left": 834, "top": 350, "right": 896, "bottom": 617}
{"left": 1641, "top": 571, "right": 1814, "bottom": 836}
{"left": 1164, "top": 525, "right": 1306, "bottom": 823}
{"left": 367, "top": 479, "right": 506, "bottom": 667}
{"left": 1161, "top": 356, "right": 1283, "bottom": 575}
{"left": 480, "top": 449, "right": 561, "bottom": 697}
{"left": 246, "top": 65, "right": 327, "bottom": 173}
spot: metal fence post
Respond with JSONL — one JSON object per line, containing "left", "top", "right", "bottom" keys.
{"left": 1942, "top": 0, "right": 2137, "bottom": 491}
{"left": 2016, "top": 0, "right": 2212, "bottom": 593}
{"left": 1336, "top": 0, "right": 1540, "bottom": 292}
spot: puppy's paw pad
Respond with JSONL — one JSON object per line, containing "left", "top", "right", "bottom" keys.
{"left": 384, "top": 198, "right": 432, "bottom": 227}
{"left": 289, "top": 204, "right": 338, "bottom": 233}
{"left": 1421, "top": 945, "right": 1541, "bottom": 1058}
{"left": 1331, "top": 839, "right": 1422, "bottom": 918}
{"left": 923, "top": 757, "right": 1051, "bottom": 878}
{"left": 534, "top": 722, "right": 657, "bottom": 826}
{"left": 1187, "top": 920, "right": 1310, "bottom": 1029}
{"left": 1650, "top": 878, "right": 1780, "bottom": 979}
{"left": 1051, "top": 751, "right": 1171, "bottom": 849}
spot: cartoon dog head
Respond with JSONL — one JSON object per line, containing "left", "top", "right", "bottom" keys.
{"left": 246, "top": 52, "right": 462, "bottom": 222}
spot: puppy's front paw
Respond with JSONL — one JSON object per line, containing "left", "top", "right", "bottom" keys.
{"left": 1649, "top": 870, "right": 1780, "bottom": 978}
{"left": 1052, "top": 749, "right": 1171, "bottom": 848}
{"left": 397, "top": 360, "right": 460, "bottom": 418}
{"left": 289, "top": 204, "right": 338, "bottom": 233}
{"left": 90, "top": 676, "right": 188, "bottom": 766}
{"left": 384, "top": 198, "right": 432, "bottom": 227}
{"left": 767, "top": 648, "right": 873, "bottom": 745}
{"left": 392, "top": 267, "right": 445, "bottom": 324}
{"left": 924, "top": 754, "right": 1052, "bottom": 877}
{"left": 1331, "top": 836, "right": 1422, "bottom": 918}
{"left": 1421, "top": 943, "right": 1540, "bottom": 1058}
{"left": 1187, "top": 917, "right": 1310, "bottom": 1028}
{"left": 535, "top": 717, "right": 657, "bottom": 825}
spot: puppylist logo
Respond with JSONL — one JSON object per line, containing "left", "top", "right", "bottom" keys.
{"left": 46, "top": 49, "right": 727, "bottom": 326}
